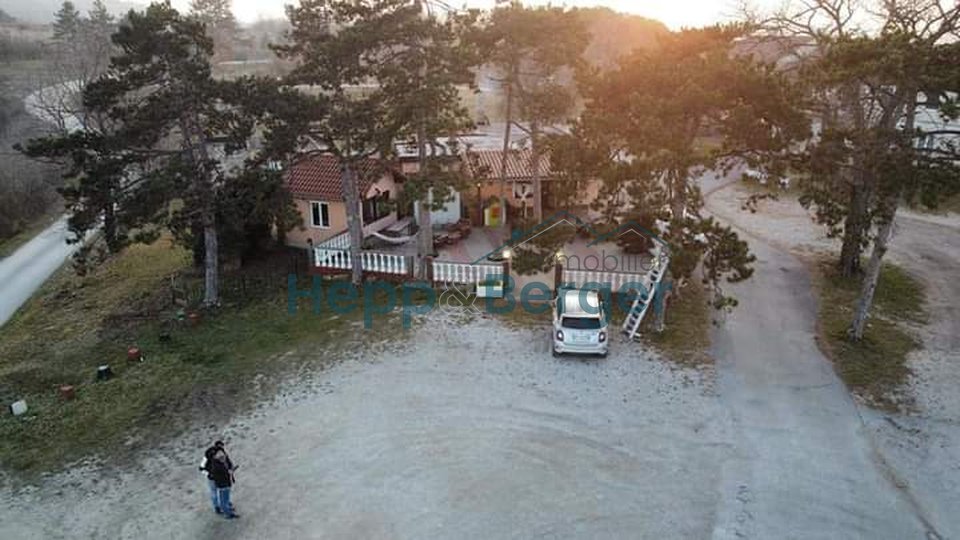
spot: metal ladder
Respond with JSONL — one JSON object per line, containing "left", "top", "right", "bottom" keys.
{"left": 622, "top": 247, "right": 670, "bottom": 341}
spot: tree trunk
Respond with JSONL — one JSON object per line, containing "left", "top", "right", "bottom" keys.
{"left": 849, "top": 88, "right": 916, "bottom": 339}
{"left": 182, "top": 114, "right": 220, "bottom": 307}
{"left": 530, "top": 120, "right": 543, "bottom": 222}
{"left": 341, "top": 162, "right": 364, "bottom": 286}
{"left": 191, "top": 219, "right": 205, "bottom": 268}
{"left": 418, "top": 198, "right": 433, "bottom": 279}
{"left": 499, "top": 79, "right": 514, "bottom": 229}
{"left": 839, "top": 177, "right": 868, "bottom": 277}
{"left": 413, "top": 5, "right": 433, "bottom": 275}
{"left": 416, "top": 120, "right": 433, "bottom": 276}
{"left": 838, "top": 84, "right": 868, "bottom": 278}
{"left": 653, "top": 276, "right": 673, "bottom": 333}
{"left": 202, "top": 215, "right": 219, "bottom": 306}
{"left": 103, "top": 199, "right": 118, "bottom": 253}
{"left": 670, "top": 170, "right": 686, "bottom": 221}
{"left": 849, "top": 209, "right": 896, "bottom": 340}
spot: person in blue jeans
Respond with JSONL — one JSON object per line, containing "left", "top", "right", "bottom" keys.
{"left": 210, "top": 449, "right": 239, "bottom": 519}
{"left": 199, "top": 441, "right": 234, "bottom": 514}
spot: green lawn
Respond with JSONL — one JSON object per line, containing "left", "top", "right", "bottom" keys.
{"left": 812, "top": 261, "right": 926, "bottom": 411}
{"left": 0, "top": 239, "right": 404, "bottom": 475}
{"left": 643, "top": 279, "right": 712, "bottom": 367}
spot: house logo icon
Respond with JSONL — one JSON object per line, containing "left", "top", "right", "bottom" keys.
{"left": 473, "top": 211, "right": 669, "bottom": 265}
{"left": 587, "top": 220, "right": 671, "bottom": 254}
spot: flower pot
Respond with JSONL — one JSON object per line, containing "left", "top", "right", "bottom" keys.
{"left": 59, "top": 385, "right": 76, "bottom": 401}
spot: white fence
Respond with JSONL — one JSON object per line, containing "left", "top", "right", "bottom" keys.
{"left": 432, "top": 261, "right": 505, "bottom": 287}
{"left": 317, "top": 230, "right": 351, "bottom": 250}
{"left": 560, "top": 269, "right": 651, "bottom": 294}
{"left": 313, "top": 248, "right": 409, "bottom": 276}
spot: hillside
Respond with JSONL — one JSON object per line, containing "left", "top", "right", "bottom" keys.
{"left": 576, "top": 7, "right": 669, "bottom": 69}
{"left": 2, "top": 0, "right": 139, "bottom": 23}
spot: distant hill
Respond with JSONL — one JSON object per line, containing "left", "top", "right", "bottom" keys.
{"left": 576, "top": 7, "right": 669, "bottom": 69}
{"left": 0, "top": 9, "right": 16, "bottom": 24}
{"left": 3, "top": 0, "right": 140, "bottom": 24}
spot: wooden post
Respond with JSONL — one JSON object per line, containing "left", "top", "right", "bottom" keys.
{"left": 502, "top": 260, "right": 511, "bottom": 292}
{"left": 553, "top": 261, "right": 563, "bottom": 297}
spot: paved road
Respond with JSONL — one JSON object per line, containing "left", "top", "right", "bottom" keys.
{"left": 0, "top": 83, "right": 84, "bottom": 328}
{"left": 0, "top": 217, "right": 81, "bottom": 327}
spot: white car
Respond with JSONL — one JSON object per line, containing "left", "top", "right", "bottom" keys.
{"left": 552, "top": 288, "right": 609, "bottom": 358}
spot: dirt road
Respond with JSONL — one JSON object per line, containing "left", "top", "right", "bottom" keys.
{"left": 705, "top": 177, "right": 959, "bottom": 539}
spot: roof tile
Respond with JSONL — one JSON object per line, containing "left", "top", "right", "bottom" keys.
{"left": 285, "top": 153, "right": 385, "bottom": 201}
{"left": 466, "top": 149, "right": 553, "bottom": 181}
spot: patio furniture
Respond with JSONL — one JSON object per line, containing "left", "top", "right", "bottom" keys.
{"left": 386, "top": 216, "right": 413, "bottom": 234}
{"left": 454, "top": 219, "right": 472, "bottom": 238}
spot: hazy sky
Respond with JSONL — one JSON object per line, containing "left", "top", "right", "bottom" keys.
{"left": 163, "top": 0, "right": 765, "bottom": 30}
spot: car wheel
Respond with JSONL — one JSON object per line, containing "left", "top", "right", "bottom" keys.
{"left": 552, "top": 349, "right": 560, "bottom": 358}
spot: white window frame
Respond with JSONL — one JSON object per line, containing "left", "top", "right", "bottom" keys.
{"left": 309, "top": 201, "right": 331, "bottom": 229}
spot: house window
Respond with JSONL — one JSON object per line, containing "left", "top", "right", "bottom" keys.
{"left": 362, "top": 191, "right": 391, "bottom": 224}
{"left": 310, "top": 201, "right": 330, "bottom": 228}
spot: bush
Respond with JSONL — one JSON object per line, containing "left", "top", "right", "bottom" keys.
{"left": 0, "top": 163, "right": 59, "bottom": 239}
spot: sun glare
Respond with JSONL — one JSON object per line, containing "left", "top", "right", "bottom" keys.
{"left": 219, "top": 0, "right": 752, "bottom": 29}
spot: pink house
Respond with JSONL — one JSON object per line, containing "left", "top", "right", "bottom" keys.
{"left": 284, "top": 153, "right": 401, "bottom": 248}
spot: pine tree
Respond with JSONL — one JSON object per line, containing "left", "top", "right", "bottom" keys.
{"left": 553, "top": 25, "right": 808, "bottom": 307}
{"left": 478, "top": 3, "right": 588, "bottom": 223}
{"left": 85, "top": 0, "right": 115, "bottom": 73}
{"left": 190, "top": 0, "right": 238, "bottom": 62}
{"left": 23, "top": 2, "right": 281, "bottom": 305}
{"left": 276, "top": 0, "right": 479, "bottom": 284}
{"left": 400, "top": 0, "right": 479, "bottom": 267}
{"left": 762, "top": 0, "right": 960, "bottom": 339}
{"left": 52, "top": 1, "right": 82, "bottom": 42}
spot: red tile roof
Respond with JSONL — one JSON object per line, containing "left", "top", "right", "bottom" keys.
{"left": 285, "top": 153, "right": 387, "bottom": 201}
{"left": 466, "top": 149, "right": 553, "bottom": 181}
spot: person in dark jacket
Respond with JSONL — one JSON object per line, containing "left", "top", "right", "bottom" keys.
{"left": 199, "top": 445, "right": 220, "bottom": 513}
{"left": 210, "top": 450, "right": 239, "bottom": 519}
{"left": 199, "top": 441, "right": 235, "bottom": 514}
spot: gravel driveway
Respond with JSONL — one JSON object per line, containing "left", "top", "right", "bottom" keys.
{"left": 0, "top": 314, "right": 733, "bottom": 539}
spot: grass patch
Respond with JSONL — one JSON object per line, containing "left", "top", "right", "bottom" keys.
{"left": 910, "top": 192, "right": 960, "bottom": 215}
{"left": 812, "top": 260, "right": 926, "bottom": 411}
{"left": 944, "top": 193, "right": 960, "bottom": 214}
{"left": 643, "top": 279, "right": 712, "bottom": 367}
{"left": 0, "top": 238, "right": 414, "bottom": 476}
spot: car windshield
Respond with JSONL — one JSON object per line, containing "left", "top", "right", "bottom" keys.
{"left": 561, "top": 317, "right": 602, "bottom": 330}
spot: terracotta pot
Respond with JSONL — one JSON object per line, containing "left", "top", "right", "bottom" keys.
{"left": 59, "top": 385, "right": 76, "bottom": 401}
